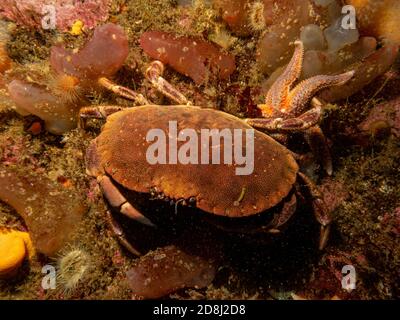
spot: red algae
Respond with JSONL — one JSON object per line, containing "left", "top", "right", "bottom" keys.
{"left": 140, "top": 31, "right": 236, "bottom": 85}
{"left": 126, "top": 245, "right": 217, "bottom": 299}
{"left": 0, "top": 166, "right": 87, "bottom": 256}
{"left": 50, "top": 23, "right": 129, "bottom": 81}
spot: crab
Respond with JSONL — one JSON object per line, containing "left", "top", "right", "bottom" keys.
{"left": 80, "top": 40, "right": 354, "bottom": 255}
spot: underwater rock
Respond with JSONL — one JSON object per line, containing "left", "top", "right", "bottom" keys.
{"left": 346, "top": 0, "right": 400, "bottom": 45}
{"left": 126, "top": 245, "right": 217, "bottom": 299}
{"left": 0, "top": 166, "right": 87, "bottom": 256}
{"left": 0, "top": 227, "right": 34, "bottom": 278}
{"left": 358, "top": 97, "right": 400, "bottom": 139}
{"left": 0, "top": 0, "right": 111, "bottom": 32}
{"left": 50, "top": 23, "right": 129, "bottom": 81}
{"left": 140, "top": 31, "right": 236, "bottom": 85}
{"left": 319, "top": 44, "right": 399, "bottom": 102}
{"left": 7, "top": 80, "right": 79, "bottom": 135}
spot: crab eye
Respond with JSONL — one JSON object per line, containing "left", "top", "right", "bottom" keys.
{"left": 188, "top": 197, "right": 196, "bottom": 205}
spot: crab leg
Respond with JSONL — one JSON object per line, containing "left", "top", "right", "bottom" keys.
{"left": 305, "top": 125, "right": 333, "bottom": 175}
{"left": 269, "top": 133, "right": 289, "bottom": 145}
{"left": 106, "top": 211, "right": 142, "bottom": 256}
{"left": 98, "top": 77, "right": 150, "bottom": 105}
{"left": 145, "top": 61, "right": 191, "bottom": 105}
{"left": 98, "top": 175, "right": 156, "bottom": 227}
{"left": 78, "top": 105, "right": 127, "bottom": 128}
{"left": 298, "top": 172, "right": 331, "bottom": 250}
{"left": 268, "top": 192, "right": 297, "bottom": 234}
{"left": 245, "top": 105, "right": 322, "bottom": 132}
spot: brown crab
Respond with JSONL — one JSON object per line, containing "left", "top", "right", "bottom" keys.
{"left": 80, "top": 40, "right": 354, "bottom": 254}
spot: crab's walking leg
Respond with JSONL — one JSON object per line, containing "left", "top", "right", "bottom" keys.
{"left": 106, "top": 210, "right": 142, "bottom": 256}
{"left": 98, "top": 77, "right": 150, "bottom": 105}
{"left": 269, "top": 133, "right": 289, "bottom": 145}
{"left": 98, "top": 175, "right": 156, "bottom": 228}
{"left": 268, "top": 192, "right": 297, "bottom": 234}
{"left": 305, "top": 125, "right": 333, "bottom": 175}
{"left": 78, "top": 105, "right": 126, "bottom": 128}
{"left": 245, "top": 105, "right": 322, "bottom": 131}
{"left": 145, "top": 61, "right": 191, "bottom": 105}
{"left": 298, "top": 172, "right": 331, "bottom": 250}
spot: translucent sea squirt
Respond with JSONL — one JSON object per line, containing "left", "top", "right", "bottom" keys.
{"left": 7, "top": 80, "right": 78, "bottom": 135}
{"left": 50, "top": 23, "right": 129, "bottom": 81}
{"left": 126, "top": 245, "right": 216, "bottom": 299}
{"left": 0, "top": 167, "right": 87, "bottom": 256}
{"left": 140, "top": 31, "right": 236, "bottom": 85}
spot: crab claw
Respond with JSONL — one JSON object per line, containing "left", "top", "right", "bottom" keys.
{"left": 312, "top": 198, "right": 332, "bottom": 250}
{"left": 319, "top": 224, "right": 331, "bottom": 251}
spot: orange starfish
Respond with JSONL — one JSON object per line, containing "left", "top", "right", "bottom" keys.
{"left": 245, "top": 41, "right": 354, "bottom": 174}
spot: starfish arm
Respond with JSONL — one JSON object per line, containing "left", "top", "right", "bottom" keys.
{"left": 288, "top": 71, "right": 355, "bottom": 115}
{"left": 245, "top": 105, "right": 321, "bottom": 131}
{"left": 265, "top": 41, "right": 304, "bottom": 110}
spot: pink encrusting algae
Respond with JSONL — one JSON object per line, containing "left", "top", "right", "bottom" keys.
{"left": 0, "top": 0, "right": 111, "bottom": 31}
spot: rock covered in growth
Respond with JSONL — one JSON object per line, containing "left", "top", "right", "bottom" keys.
{"left": 140, "top": 31, "right": 236, "bottom": 85}
{"left": 0, "top": 0, "right": 111, "bottom": 31}
{"left": 126, "top": 245, "right": 216, "bottom": 299}
{"left": 358, "top": 96, "right": 400, "bottom": 139}
{"left": 51, "top": 23, "right": 129, "bottom": 81}
{"left": 0, "top": 166, "right": 87, "bottom": 256}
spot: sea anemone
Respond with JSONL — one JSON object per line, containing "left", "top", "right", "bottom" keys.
{"left": 249, "top": 1, "right": 266, "bottom": 32}
{"left": 56, "top": 246, "right": 91, "bottom": 295}
{"left": 48, "top": 73, "right": 83, "bottom": 105}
